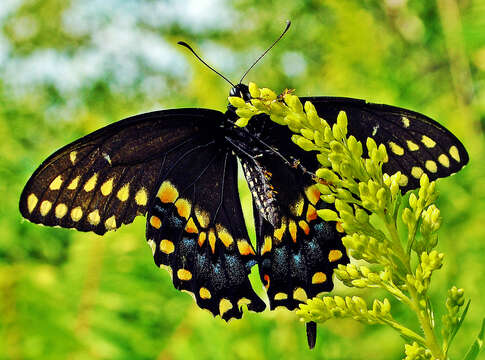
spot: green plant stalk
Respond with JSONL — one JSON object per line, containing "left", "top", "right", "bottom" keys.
{"left": 386, "top": 214, "right": 445, "bottom": 359}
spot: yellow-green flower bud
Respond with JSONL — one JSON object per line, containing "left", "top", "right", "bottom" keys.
{"left": 228, "top": 96, "right": 246, "bottom": 108}
{"left": 300, "top": 128, "right": 314, "bottom": 140}
{"left": 260, "top": 87, "right": 277, "bottom": 101}
{"left": 235, "top": 117, "right": 249, "bottom": 127}
{"left": 248, "top": 82, "right": 260, "bottom": 98}
{"left": 236, "top": 108, "right": 255, "bottom": 118}
{"left": 286, "top": 94, "right": 303, "bottom": 113}
{"left": 317, "top": 209, "right": 340, "bottom": 222}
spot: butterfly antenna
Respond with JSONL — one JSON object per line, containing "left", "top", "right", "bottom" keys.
{"left": 239, "top": 20, "right": 291, "bottom": 84}
{"left": 178, "top": 41, "right": 235, "bottom": 87}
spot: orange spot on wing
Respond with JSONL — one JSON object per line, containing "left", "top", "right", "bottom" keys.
{"left": 328, "top": 249, "right": 343, "bottom": 262}
{"left": 209, "top": 228, "right": 216, "bottom": 254}
{"left": 305, "top": 185, "right": 321, "bottom": 205}
{"left": 185, "top": 217, "right": 198, "bottom": 234}
{"left": 312, "top": 272, "right": 327, "bottom": 284}
{"left": 298, "top": 220, "right": 310, "bottom": 235}
{"left": 306, "top": 204, "right": 317, "bottom": 222}
{"left": 198, "top": 232, "right": 207, "bottom": 247}
{"left": 150, "top": 216, "right": 161, "bottom": 229}
{"left": 263, "top": 274, "right": 270, "bottom": 289}
{"left": 175, "top": 198, "right": 191, "bottom": 219}
{"left": 237, "top": 239, "right": 255, "bottom": 256}
{"left": 158, "top": 181, "right": 178, "bottom": 203}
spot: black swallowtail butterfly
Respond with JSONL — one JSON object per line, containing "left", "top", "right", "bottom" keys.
{"left": 19, "top": 22, "right": 468, "bottom": 347}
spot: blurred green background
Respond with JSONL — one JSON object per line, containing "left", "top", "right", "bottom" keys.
{"left": 1, "top": 0, "right": 484, "bottom": 359}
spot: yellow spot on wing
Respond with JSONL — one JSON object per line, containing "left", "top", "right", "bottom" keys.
{"left": 274, "top": 292, "right": 288, "bottom": 300}
{"left": 55, "top": 203, "right": 68, "bottom": 219}
{"left": 175, "top": 198, "right": 191, "bottom": 219}
{"left": 87, "top": 209, "right": 100, "bottom": 225}
{"left": 389, "top": 142, "right": 404, "bottom": 156}
{"left": 289, "top": 220, "right": 297, "bottom": 243}
{"left": 305, "top": 185, "right": 321, "bottom": 205}
{"left": 438, "top": 154, "right": 450, "bottom": 167}
{"left": 293, "top": 287, "right": 308, "bottom": 302}
{"left": 195, "top": 207, "right": 210, "bottom": 228}
{"left": 135, "top": 188, "right": 148, "bottom": 206}
{"left": 158, "top": 180, "right": 178, "bottom": 203}
{"left": 117, "top": 183, "right": 130, "bottom": 202}
{"left": 40, "top": 200, "right": 52, "bottom": 216}
{"left": 71, "top": 206, "right": 83, "bottom": 222}
{"left": 160, "top": 239, "right": 175, "bottom": 254}
{"left": 49, "top": 175, "right": 63, "bottom": 190}
{"left": 105, "top": 215, "right": 117, "bottom": 230}
{"left": 67, "top": 176, "right": 80, "bottom": 190}
{"left": 101, "top": 178, "right": 114, "bottom": 196}
{"left": 407, "top": 140, "right": 419, "bottom": 151}
{"left": 198, "top": 232, "right": 207, "bottom": 247}
{"left": 328, "top": 249, "right": 343, "bottom": 262}
{"left": 237, "top": 298, "right": 251, "bottom": 309}
{"left": 83, "top": 173, "right": 98, "bottom": 192}
{"left": 185, "top": 217, "right": 198, "bottom": 234}
{"left": 421, "top": 135, "right": 436, "bottom": 148}
{"left": 449, "top": 145, "right": 460, "bottom": 161}
{"left": 336, "top": 222, "right": 344, "bottom": 233}
{"left": 208, "top": 228, "right": 216, "bottom": 254}
{"left": 27, "top": 194, "right": 38, "bottom": 213}
{"left": 237, "top": 239, "right": 255, "bottom": 256}
{"left": 291, "top": 196, "right": 304, "bottom": 216}
{"left": 216, "top": 224, "right": 234, "bottom": 248}
{"left": 411, "top": 166, "right": 424, "bottom": 179}
{"left": 261, "top": 236, "right": 272, "bottom": 255}
{"left": 199, "top": 287, "right": 211, "bottom": 299}
{"left": 219, "top": 298, "right": 233, "bottom": 316}
{"left": 177, "top": 269, "right": 192, "bottom": 281}
{"left": 425, "top": 160, "right": 437, "bottom": 173}
{"left": 312, "top": 272, "right": 327, "bottom": 284}
{"left": 69, "top": 151, "right": 77, "bottom": 164}
{"left": 150, "top": 216, "right": 161, "bottom": 229}
{"left": 401, "top": 116, "right": 410, "bottom": 128}
{"left": 298, "top": 220, "right": 310, "bottom": 235}
{"left": 273, "top": 218, "right": 287, "bottom": 242}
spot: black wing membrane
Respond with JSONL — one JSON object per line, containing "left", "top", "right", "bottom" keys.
{"left": 19, "top": 109, "right": 224, "bottom": 235}
{"left": 300, "top": 97, "right": 469, "bottom": 191}
{"left": 146, "top": 145, "right": 265, "bottom": 320}
{"left": 242, "top": 116, "right": 349, "bottom": 310}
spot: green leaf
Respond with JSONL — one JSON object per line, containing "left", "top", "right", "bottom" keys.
{"left": 462, "top": 318, "right": 485, "bottom": 360}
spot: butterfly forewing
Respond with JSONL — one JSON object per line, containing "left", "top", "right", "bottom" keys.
{"left": 300, "top": 97, "right": 469, "bottom": 191}
{"left": 146, "top": 146, "right": 265, "bottom": 320}
{"left": 19, "top": 109, "right": 223, "bottom": 234}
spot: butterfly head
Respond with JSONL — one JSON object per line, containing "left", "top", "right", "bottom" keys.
{"left": 229, "top": 83, "right": 251, "bottom": 102}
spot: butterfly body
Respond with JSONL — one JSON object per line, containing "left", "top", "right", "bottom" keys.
{"left": 19, "top": 83, "right": 468, "bottom": 321}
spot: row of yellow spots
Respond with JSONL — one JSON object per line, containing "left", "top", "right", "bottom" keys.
{"left": 27, "top": 191, "right": 118, "bottom": 229}
{"left": 388, "top": 136, "right": 458, "bottom": 161}
{"left": 47, "top": 172, "right": 148, "bottom": 207}
{"left": 273, "top": 287, "right": 309, "bottom": 302}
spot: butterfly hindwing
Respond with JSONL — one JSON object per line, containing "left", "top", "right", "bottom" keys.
{"left": 300, "top": 97, "right": 469, "bottom": 191}
{"left": 19, "top": 109, "right": 223, "bottom": 235}
{"left": 238, "top": 116, "right": 349, "bottom": 310}
{"left": 146, "top": 145, "right": 265, "bottom": 320}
